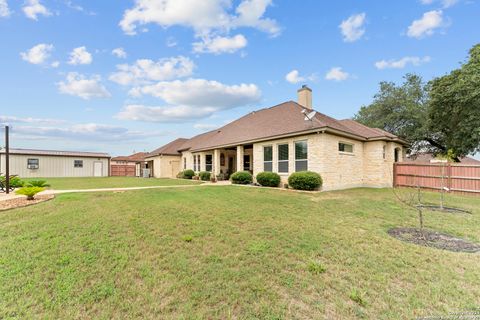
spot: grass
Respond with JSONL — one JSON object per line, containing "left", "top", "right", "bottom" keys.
{"left": 23, "top": 176, "right": 202, "bottom": 190}
{"left": 0, "top": 186, "right": 479, "bottom": 319}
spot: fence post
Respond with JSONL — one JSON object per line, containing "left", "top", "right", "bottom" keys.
{"left": 393, "top": 163, "right": 397, "bottom": 187}
{"left": 447, "top": 163, "right": 452, "bottom": 191}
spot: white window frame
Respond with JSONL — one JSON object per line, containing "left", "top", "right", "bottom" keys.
{"left": 294, "top": 140, "right": 308, "bottom": 172}
{"left": 263, "top": 145, "right": 273, "bottom": 172}
{"left": 205, "top": 154, "right": 213, "bottom": 172}
{"left": 277, "top": 143, "right": 289, "bottom": 174}
{"left": 27, "top": 158, "right": 39, "bottom": 170}
{"left": 338, "top": 142, "right": 354, "bottom": 154}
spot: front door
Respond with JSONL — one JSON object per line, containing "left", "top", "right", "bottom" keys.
{"left": 243, "top": 155, "right": 251, "bottom": 171}
{"left": 94, "top": 161, "right": 103, "bottom": 177}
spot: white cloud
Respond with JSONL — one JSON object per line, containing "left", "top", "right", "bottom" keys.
{"left": 375, "top": 56, "right": 431, "bottom": 69}
{"left": 68, "top": 46, "right": 93, "bottom": 65}
{"left": 193, "top": 34, "right": 247, "bottom": 54}
{"left": 22, "top": 0, "right": 51, "bottom": 20}
{"left": 57, "top": 72, "right": 111, "bottom": 100}
{"left": 109, "top": 56, "right": 195, "bottom": 86}
{"left": 0, "top": 0, "right": 11, "bottom": 17}
{"left": 166, "top": 37, "right": 178, "bottom": 47}
{"left": 117, "top": 78, "right": 261, "bottom": 122}
{"left": 51, "top": 61, "right": 60, "bottom": 68}
{"left": 112, "top": 47, "right": 127, "bottom": 59}
{"left": 339, "top": 13, "right": 366, "bottom": 42}
{"left": 20, "top": 43, "right": 54, "bottom": 65}
{"left": 325, "top": 67, "right": 350, "bottom": 81}
{"left": 285, "top": 70, "right": 316, "bottom": 84}
{"left": 119, "top": 0, "right": 280, "bottom": 37}
{"left": 420, "top": 0, "right": 459, "bottom": 8}
{"left": 0, "top": 115, "right": 66, "bottom": 125}
{"left": 130, "top": 78, "right": 261, "bottom": 107}
{"left": 407, "top": 10, "right": 444, "bottom": 38}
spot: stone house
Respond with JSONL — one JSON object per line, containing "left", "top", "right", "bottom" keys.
{"left": 147, "top": 86, "right": 407, "bottom": 190}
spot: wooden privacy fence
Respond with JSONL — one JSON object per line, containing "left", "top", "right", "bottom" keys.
{"left": 394, "top": 163, "right": 480, "bottom": 196}
{"left": 111, "top": 164, "right": 136, "bottom": 177}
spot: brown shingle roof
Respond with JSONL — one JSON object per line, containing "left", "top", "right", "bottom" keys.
{"left": 338, "top": 119, "right": 397, "bottom": 139}
{"left": 112, "top": 152, "right": 148, "bottom": 162}
{"left": 148, "top": 138, "right": 188, "bottom": 157}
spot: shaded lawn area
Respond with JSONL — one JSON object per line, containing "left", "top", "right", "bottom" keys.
{"left": 0, "top": 187, "right": 479, "bottom": 319}
{"left": 23, "top": 176, "right": 202, "bottom": 190}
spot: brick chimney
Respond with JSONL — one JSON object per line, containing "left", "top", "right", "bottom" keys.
{"left": 297, "top": 85, "right": 312, "bottom": 109}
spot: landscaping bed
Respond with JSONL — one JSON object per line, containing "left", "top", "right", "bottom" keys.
{"left": 0, "top": 194, "right": 54, "bottom": 211}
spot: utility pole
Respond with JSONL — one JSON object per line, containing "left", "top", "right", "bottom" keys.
{"left": 5, "top": 125, "right": 9, "bottom": 194}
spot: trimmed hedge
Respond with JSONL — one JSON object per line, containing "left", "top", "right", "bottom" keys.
{"left": 199, "top": 171, "right": 211, "bottom": 181}
{"left": 230, "top": 171, "right": 253, "bottom": 185}
{"left": 180, "top": 169, "right": 195, "bottom": 179}
{"left": 288, "top": 171, "right": 322, "bottom": 191}
{"left": 256, "top": 172, "right": 281, "bottom": 187}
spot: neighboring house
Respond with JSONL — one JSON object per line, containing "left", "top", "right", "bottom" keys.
{"left": 145, "top": 139, "right": 188, "bottom": 178}
{"left": 111, "top": 152, "right": 149, "bottom": 177}
{"left": 405, "top": 153, "right": 480, "bottom": 164}
{"left": 149, "top": 86, "right": 408, "bottom": 190}
{"left": 0, "top": 148, "right": 110, "bottom": 178}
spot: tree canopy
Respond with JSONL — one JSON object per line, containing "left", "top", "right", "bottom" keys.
{"left": 354, "top": 43, "right": 480, "bottom": 160}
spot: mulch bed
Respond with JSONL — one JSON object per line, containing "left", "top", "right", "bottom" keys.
{"left": 417, "top": 204, "right": 472, "bottom": 214}
{"left": 0, "top": 194, "right": 55, "bottom": 212}
{"left": 388, "top": 227, "right": 480, "bottom": 253}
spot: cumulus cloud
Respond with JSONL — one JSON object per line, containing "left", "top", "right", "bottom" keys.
{"left": 109, "top": 56, "right": 195, "bottom": 86}
{"left": 22, "top": 0, "right": 51, "bottom": 20}
{"left": 112, "top": 47, "right": 127, "bottom": 59}
{"left": 375, "top": 56, "right": 431, "bottom": 69}
{"left": 193, "top": 34, "right": 247, "bottom": 54}
{"left": 119, "top": 0, "right": 280, "bottom": 37}
{"left": 407, "top": 10, "right": 444, "bottom": 38}
{"left": 0, "top": 0, "right": 11, "bottom": 17}
{"left": 117, "top": 78, "right": 261, "bottom": 122}
{"left": 285, "top": 70, "right": 316, "bottom": 84}
{"left": 20, "top": 43, "right": 54, "bottom": 65}
{"left": 325, "top": 67, "right": 350, "bottom": 81}
{"left": 420, "top": 0, "right": 459, "bottom": 8}
{"left": 68, "top": 46, "right": 93, "bottom": 65}
{"left": 57, "top": 72, "right": 111, "bottom": 100}
{"left": 339, "top": 13, "right": 366, "bottom": 42}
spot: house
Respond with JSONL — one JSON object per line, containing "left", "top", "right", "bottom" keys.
{"left": 149, "top": 86, "right": 408, "bottom": 190}
{"left": 111, "top": 152, "right": 149, "bottom": 177}
{"left": 0, "top": 148, "right": 110, "bottom": 178}
{"left": 405, "top": 153, "right": 480, "bottom": 164}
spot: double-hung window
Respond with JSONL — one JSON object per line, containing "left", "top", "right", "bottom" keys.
{"left": 197, "top": 155, "right": 201, "bottom": 171}
{"left": 295, "top": 141, "right": 308, "bottom": 172}
{"left": 193, "top": 155, "right": 198, "bottom": 171}
{"left": 205, "top": 155, "right": 213, "bottom": 172}
{"left": 278, "top": 144, "right": 289, "bottom": 173}
{"left": 183, "top": 157, "right": 186, "bottom": 170}
{"left": 27, "top": 158, "right": 39, "bottom": 169}
{"left": 263, "top": 146, "right": 273, "bottom": 172}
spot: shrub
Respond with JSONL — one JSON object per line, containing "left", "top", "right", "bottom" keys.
{"left": 230, "top": 171, "right": 253, "bottom": 185}
{"left": 199, "top": 171, "right": 211, "bottom": 181}
{"left": 256, "top": 172, "right": 281, "bottom": 187}
{"left": 1, "top": 176, "right": 24, "bottom": 188}
{"left": 288, "top": 171, "right": 322, "bottom": 191}
{"left": 182, "top": 169, "right": 195, "bottom": 179}
{"left": 15, "top": 186, "right": 45, "bottom": 200}
{"left": 26, "top": 180, "right": 50, "bottom": 188}
{"left": 176, "top": 171, "right": 185, "bottom": 179}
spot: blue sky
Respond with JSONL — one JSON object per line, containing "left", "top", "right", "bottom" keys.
{"left": 0, "top": 0, "right": 479, "bottom": 156}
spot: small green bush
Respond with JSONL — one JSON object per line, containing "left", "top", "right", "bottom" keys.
{"left": 288, "top": 171, "right": 322, "bottom": 191}
{"left": 199, "top": 171, "right": 211, "bottom": 181}
{"left": 182, "top": 169, "right": 195, "bottom": 179}
{"left": 256, "top": 172, "right": 281, "bottom": 187}
{"left": 1, "top": 176, "right": 24, "bottom": 188}
{"left": 15, "top": 186, "right": 45, "bottom": 200}
{"left": 230, "top": 171, "right": 253, "bottom": 184}
{"left": 26, "top": 180, "right": 50, "bottom": 188}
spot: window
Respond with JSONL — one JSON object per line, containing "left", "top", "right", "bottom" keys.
{"left": 243, "top": 155, "right": 251, "bottom": 171}
{"left": 278, "top": 144, "right": 289, "bottom": 173}
{"left": 193, "top": 155, "right": 197, "bottom": 171}
{"left": 74, "top": 160, "right": 83, "bottom": 168}
{"left": 27, "top": 158, "right": 39, "bottom": 169}
{"left": 183, "top": 157, "right": 186, "bottom": 170}
{"left": 263, "top": 146, "right": 273, "bottom": 172}
{"left": 338, "top": 142, "right": 353, "bottom": 153}
{"left": 383, "top": 145, "right": 386, "bottom": 159}
{"left": 295, "top": 141, "right": 308, "bottom": 172}
{"left": 205, "top": 154, "right": 213, "bottom": 172}
{"left": 197, "top": 155, "right": 201, "bottom": 171}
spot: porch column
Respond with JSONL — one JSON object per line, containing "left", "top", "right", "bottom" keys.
{"left": 213, "top": 149, "right": 221, "bottom": 177}
{"left": 236, "top": 145, "right": 244, "bottom": 172}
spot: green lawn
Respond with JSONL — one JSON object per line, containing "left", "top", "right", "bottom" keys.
{"left": 1, "top": 187, "right": 479, "bottom": 319}
{"left": 24, "top": 176, "right": 202, "bottom": 190}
